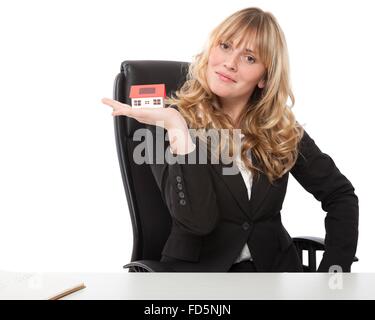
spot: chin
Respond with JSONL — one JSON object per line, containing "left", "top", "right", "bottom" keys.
{"left": 210, "top": 87, "right": 233, "bottom": 98}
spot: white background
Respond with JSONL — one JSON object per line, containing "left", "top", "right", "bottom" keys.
{"left": 0, "top": 0, "right": 373, "bottom": 272}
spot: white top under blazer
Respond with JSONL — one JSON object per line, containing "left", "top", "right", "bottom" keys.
{"left": 233, "top": 133, "right": 253, "bottom": 263}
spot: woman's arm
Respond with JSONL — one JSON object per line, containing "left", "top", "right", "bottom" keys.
{"left": 100, "top": 97, "right": 220, "bottom": 236}
{"left": 167, "top": 122, "right": 197, "bottom": 155}
{"left": 290, "top": 129, "right": 359, "bottom": 272}
{"left": 146, "top": 120, "right": 220, "bottom": 236}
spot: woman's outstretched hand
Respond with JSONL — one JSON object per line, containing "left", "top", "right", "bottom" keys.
{"left": 101, "top": 97, "right": 185, "bottom": 131}
{"left": 101, "top": 97, "right": 196, "bottom": 154}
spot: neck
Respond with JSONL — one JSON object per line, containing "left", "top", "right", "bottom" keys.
{"left": 221, "top": 104, "right": 245, "bottom": 127}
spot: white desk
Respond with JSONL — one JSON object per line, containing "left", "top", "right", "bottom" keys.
{"left": 1, "top": 272, "right": 375, "bottom": 300}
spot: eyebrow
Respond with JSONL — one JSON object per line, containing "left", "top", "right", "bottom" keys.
{"left": 244, "top": 48, "right": 255, "bottom": 54}
{"left": 225, "top": 40, "right": 257, "bottom": 55}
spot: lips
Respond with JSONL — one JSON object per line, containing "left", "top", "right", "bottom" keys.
{"left": 216, "top": 72, "right": 236, "bottom": 82}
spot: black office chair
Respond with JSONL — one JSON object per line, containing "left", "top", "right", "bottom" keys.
{"left": 112, "top": 60, "right": 358, "bottom": 272}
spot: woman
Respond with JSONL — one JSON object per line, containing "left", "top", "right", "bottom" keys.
{"left": 101, "top": 7, "right": 359, "bottom": 272}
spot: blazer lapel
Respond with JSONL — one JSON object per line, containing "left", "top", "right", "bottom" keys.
{"left": 211, "top": 161, "right": 250, "bottom": 216}
{"left": 248, "top": 166, "right": 271, "bottom": 217}
{"left": 211, "top": 150, "right": 271, "bottom": 219}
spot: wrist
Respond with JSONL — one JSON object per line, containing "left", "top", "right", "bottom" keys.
{"left": 168, "top": 127, "right": 196, "bottom": 155}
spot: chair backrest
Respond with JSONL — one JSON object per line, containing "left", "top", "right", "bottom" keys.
{"left": 113, "top": 60, "right": 190, "bottom": 262}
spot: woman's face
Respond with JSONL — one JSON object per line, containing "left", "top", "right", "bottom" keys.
{"left": 206, "top": 36, "right": 267, "bottom": 108}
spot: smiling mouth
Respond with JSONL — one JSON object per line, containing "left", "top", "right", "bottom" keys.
{"left": 216, "top": 72, "right": 236, "bottom": 83}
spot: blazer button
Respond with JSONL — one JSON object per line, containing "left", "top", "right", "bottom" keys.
{"left": 178, "top": 191, "right": 185, "bottom": 198}
{"left": 177, "top": 183, "right": 183, "bottom": 190}
{"left": 176, "top": 176, "right": 182, "bottom": 182}
{"left": 242, "top": 222, "right": 250, "bottom": 231}
{"left": 179, "top": 199, "right": 186, "bottom": 206}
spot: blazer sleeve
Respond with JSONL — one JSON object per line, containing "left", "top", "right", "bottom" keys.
{"left": 290, "top": 129, "right": 359, "bottom": 272}
{"left": 145, "top": 112, "right": 220, "bottom": 236}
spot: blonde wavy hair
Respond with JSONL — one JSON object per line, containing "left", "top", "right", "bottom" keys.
{"left": 165, "top": 7, "right": 305, "bottom": 185}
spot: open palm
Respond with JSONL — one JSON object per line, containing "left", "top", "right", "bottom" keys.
{"left": 101, "top": 97, "right": 185, "bottom": 131}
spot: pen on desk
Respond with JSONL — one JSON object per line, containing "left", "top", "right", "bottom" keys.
{"left": 48, "top": 282, "right": 86, "bottom": 300}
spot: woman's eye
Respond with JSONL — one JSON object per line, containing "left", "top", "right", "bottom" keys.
{"left": 219, "top": 42, "right": 230, "bottom": 50}
{"left": 245, "top": 55, "right": 255, "bottom": 64}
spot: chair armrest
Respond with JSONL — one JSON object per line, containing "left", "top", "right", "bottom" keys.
{"left": 293, "top": 236, "right": 358, "bottom": 272}
{"left": 293, "top": 236, "right": 325, "bottom": 250}
{"left": 292, "top": 236, "right": 325, "bottom": 272}
{"left": 123, "top": 260, "right": 175, "bottom": 272}
{"left": 293, "top": 236, "right": 358, "bottom": 262}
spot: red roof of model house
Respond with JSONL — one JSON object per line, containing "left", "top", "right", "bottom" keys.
{"left": 129, "top": 84, "right": 166, "bottom": 98}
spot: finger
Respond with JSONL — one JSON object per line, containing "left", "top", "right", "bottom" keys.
{"left": 117, "top": 107, "right": 155, "bottom": 119}
{"left": 111, "top": 108, "right": 148, "bottom": 122}
{"left": 112, "top": 108, "right": 136, "bottom": 117}
{"left": 101, "top": 98, "right": 131, "bottom": 110}
{"left": 112, "top": 109, "right": 132, "bottom": 117}
{"left": 128, "top": 107, "right": 165, "bottom": 119}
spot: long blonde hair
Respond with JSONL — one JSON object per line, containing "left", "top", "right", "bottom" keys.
{"left": 165, "top": 7, "right": 304, "bottom": 185}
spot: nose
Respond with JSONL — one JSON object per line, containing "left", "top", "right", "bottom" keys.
{"left": 224, "top": 53, "right": 239, "bottom": 71}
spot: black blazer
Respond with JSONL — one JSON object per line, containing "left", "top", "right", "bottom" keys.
{"left": 146, "top": 109, "right": 359, "bottom": 272}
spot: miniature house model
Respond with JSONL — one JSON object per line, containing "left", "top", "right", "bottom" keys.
{"left": 129, "top": 83, "right": 166, "bottom": 108}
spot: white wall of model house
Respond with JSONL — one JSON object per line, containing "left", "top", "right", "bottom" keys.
{"left": 131, "top": 97, "right": 164, "bottom": 108}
